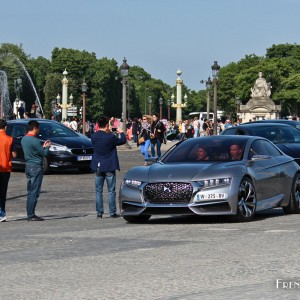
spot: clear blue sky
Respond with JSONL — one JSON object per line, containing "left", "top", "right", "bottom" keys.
{"left": 1, "top": 0, "right": 299, "bottom": 91}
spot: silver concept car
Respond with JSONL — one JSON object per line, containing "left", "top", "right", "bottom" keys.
{"left": 119, "top": 136, "right": 300, "bottom": 222}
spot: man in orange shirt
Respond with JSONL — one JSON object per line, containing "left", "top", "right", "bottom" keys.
{"left": 0, "top": 119, "right": 16, "bottom": 222}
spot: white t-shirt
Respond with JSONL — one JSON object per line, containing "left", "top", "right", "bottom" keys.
{"left": 70, "top": 120, "right": 78, "bottom": 131}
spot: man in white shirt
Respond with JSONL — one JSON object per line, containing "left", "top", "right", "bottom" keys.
{"left": 70, "top": 117, "right": 78, "bottom": 131}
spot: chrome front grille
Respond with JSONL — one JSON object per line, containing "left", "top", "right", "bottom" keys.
{"left": 71, "top": 148, "right": 94, "bottom": 155}
{"left": 144, "top": 182, "right": 193, "bottom": 204}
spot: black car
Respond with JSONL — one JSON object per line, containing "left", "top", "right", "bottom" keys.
{"left": 7, "top": 119, "right": 94, "bottom": 173}
{"left": 242, "top": 119, "right": 300, "bottom": 130}
{"left": 221, "top": 123, "right": 300, "bottom": 164}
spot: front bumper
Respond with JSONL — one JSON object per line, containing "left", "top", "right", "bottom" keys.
{"left": 119, "top": 180, "right": 238, "bottom": 217}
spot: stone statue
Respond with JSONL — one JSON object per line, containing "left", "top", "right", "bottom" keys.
{"left": 251, "top": 72, "right": 272, "bottom": 98}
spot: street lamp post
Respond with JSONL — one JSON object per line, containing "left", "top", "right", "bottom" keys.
{"left": 167, "top": 99, "right": 171, "bottom": 120}
{"left": 120, "top": 58, "right": 129, "bottom": 133}
{"left": 81, "top": 80, "right": 88, "bottom": 135}
{"left": 236, "top": 96, "right": 241, "bottom": 122}
{"left": 56, "top": 94, "right": 61, "bottom": 104}
{"left": 159, "top": 97, "right": 163, "bottom": 119}
{"left": 211, "top": 61, "right": 220, "bottom": 135}
{"left": 200, "top": 77, "right": 212, "bottom": 121}
{"left": 148, "top": 96, "right": 152, "bottom": 115}
{"left": 69, "top": 94, "right": 74, "bottom": 106}
{"left": 144, "top": 87, "right": 151, "bottom": 115}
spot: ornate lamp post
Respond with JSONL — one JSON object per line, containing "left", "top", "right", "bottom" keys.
{"left": 81, "top": 80, "right": 88, "bottom": 135}
{"left": 56, "top": 94, "right": 61, "bottom": 104}
{"left": 120, "top": 58, "right": 129, "bottom": 133}
{"left": 211, "top": 61, "right": 220, "bottom": 135}
{"left": 167, "top": 99, "right": 171, "bottom": 120}
{"left": 61, "top": 69, "right": 69, "bottom": 121}
{"left": 200, "top": 76, "right": 212, "bottom": 121}
{"left": 148, "top": 96, "right": 152, "bottom": 115}
{"left": 69, "top": 94, "right": 74, "bottom": 106}
{"left": 171, "top": 69, "right": 188, "bottom": 124}
{"left": 159, "top": 97, "right": 163, "bottom": 119}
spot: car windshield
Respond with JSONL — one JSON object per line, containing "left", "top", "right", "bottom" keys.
{"left": 162, "top": 137, "right": 247, "bottom": 163}
{"left": 38, "top": 122, "right": 78, "bottom": 138}
{"left": 248, "top": 126, "right": 300, "bottom": 144}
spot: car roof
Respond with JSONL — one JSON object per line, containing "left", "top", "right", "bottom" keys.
{"left": 238, "top": 122, "right": 292, "bottom": 128}
{"left": 181, "top": 135, "right": 260, "bottom": 144}
{"left": 242, "top": 119, "right": 300, "bottom": 127}
{"left": 7, "top": 119, "right": 59, "bottom": 124}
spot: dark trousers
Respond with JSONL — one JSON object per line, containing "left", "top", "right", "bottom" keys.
{"left": 0, "top": 172, "right": 10, "bottom": 212}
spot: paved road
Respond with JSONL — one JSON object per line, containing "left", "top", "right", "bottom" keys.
{"left": 1, "top": 141, "right": 300, "bottom": 299}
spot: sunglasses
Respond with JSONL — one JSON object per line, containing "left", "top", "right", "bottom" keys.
{"left": 143, "top": 118, "right": 147, "bottom": 120}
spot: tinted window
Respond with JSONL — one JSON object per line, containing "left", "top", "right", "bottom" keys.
{"left": 222, "top": 127, "right": 238, "bottom": 135}
{"left": 249, "top": 126, "right": 300, "bottom": 144}
{"left": 264, "top": 141, "right": 282, "bottom": 156}
{"left": 162, "top": 137, "right": 247, "bottom": 163}
{"left": 249, "top": 140, "right": 282, "bottom": 159}
{"left": 9, "top": 125, "right": 27, "bottom": 137}
{"left": 38, "top": 122, "right": 78, "bottom": 138}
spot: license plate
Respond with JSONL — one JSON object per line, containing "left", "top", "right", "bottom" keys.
{"left": 77, "top": 156, "right": 92, "bottom": 161}
{"left": 194, "top": 192, "right": 228, "bottom": 202}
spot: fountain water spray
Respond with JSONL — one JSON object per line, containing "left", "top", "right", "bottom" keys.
{"left": 0, "top": 70, "right": 13, "bottom": 120}
{"left": 0, "top": 52, "right": 44, "bottom": 115}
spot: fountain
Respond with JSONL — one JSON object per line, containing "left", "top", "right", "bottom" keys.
{"left": 0, "top": 70, "right": 13, "bottom": 120}
{"left": 0, "top": 52, "right": 44, "bottom": 116}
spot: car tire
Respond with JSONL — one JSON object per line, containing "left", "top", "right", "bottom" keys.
{"left": 233, "top": 177, "right": 257, "bottom": 222}
{"left": 43, "top": 157, "right": 50, "bottom": 175}
{"left": 122, "top": 215, "right": 151, "bottom": 223}
{"left": 283, "top": 174, "right": 300, "bottom": 214}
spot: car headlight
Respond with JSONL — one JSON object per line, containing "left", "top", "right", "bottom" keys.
{"left": 123, "top": 179, "right": 142, "bottom": 188}
{"left": 49, "top": 145, "right": 68, "bottom": 152}
{"left": 199, "top": 178, "right": 232, "bottom": 188}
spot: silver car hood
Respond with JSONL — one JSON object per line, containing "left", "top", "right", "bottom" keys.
{"left": 144, "top": 162, "right": 241, "bottom": 182}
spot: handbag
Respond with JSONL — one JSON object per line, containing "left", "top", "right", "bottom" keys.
{"left": 138, "top": 136, "right": 145, "bottom": 144}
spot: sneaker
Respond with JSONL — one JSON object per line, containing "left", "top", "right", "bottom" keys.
{"left": 97, "top": 214, "right": 102, "bottom": 219}
{"left": 27, "top": 215, "right": 44, "bottom": 221}
{"left": 0, "top": 211, "right": 6, "bottom": 222}
{"left": 0, "top": 213, "right": 6, "bottom": 222}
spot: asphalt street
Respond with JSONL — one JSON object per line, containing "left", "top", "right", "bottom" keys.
{"left": 1, "top": 140, "right": 300, "bottom": 300}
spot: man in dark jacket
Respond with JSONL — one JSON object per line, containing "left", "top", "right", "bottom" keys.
{"left": 90, "top": 116, "right": 126, "bottom": 218}
{"left": 150, "top": 113, "right": 166, "bottom": 158}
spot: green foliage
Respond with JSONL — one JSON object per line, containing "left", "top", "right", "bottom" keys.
{"left": 2, "top": 42, "right": 300, "bottom": 120}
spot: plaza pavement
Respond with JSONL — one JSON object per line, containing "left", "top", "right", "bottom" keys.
{"left": 1, "top": 140, "right": 300, "bottom": 299}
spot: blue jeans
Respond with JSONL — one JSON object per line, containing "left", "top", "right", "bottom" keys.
{"left": 140, "top": 139, "right": 151, "bottom": 161}
{"left": 151, "top": 139, "right": 162, "bottom": 157}
{"left": 25, "top": 165, "right": 44, "bottom": 218}
{"left": 95, "top": 171, "right": 117, "bottom": 216}
{"left": 194, "top": 128, "right": 199, "bottom": 138}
